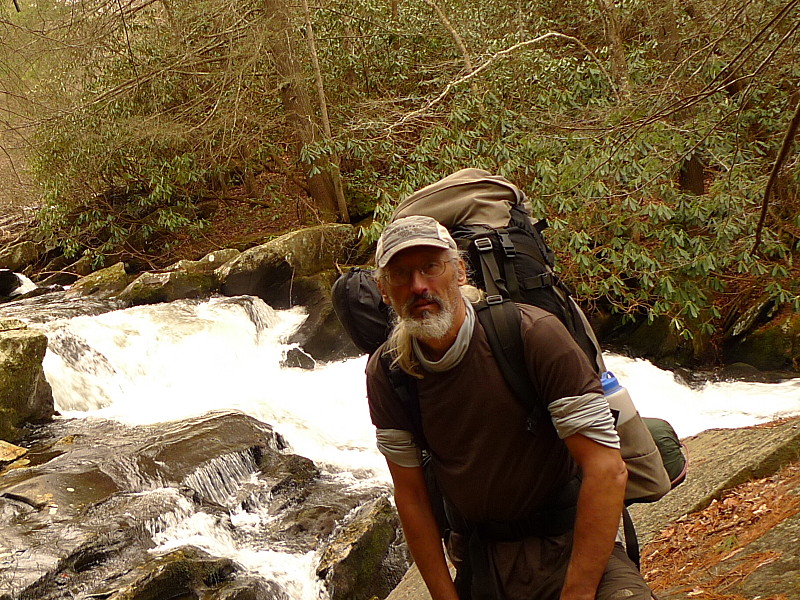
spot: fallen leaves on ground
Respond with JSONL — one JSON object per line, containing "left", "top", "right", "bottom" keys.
{"left": 641, "top": 459, "right": 800, "bottom": 600}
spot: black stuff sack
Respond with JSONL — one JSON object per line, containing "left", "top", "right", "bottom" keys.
{"left": 331, "top": 267, "right": 392, "bottom": 356}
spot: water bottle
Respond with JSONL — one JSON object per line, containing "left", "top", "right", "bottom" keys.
{"left": 600, "top": 370, "right": 637, "bottom": 429}
{"left": 601, "top": 370, "right": 673, "bottom": 502}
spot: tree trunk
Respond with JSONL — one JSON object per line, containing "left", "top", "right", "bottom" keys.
{"left": 649, "top": 0, "right": 682, "bottom": 63}
{"left": 301, "top": 0, "right": 349, "bottom": 223}
{"left": 423, "top": 0, "right": 478, "bottom": 94}
{"left": 262, "top": 0, "right": 341, "bottom": 222}
{"left": 679, "top": 155, "right": 705, "bottom": 195}
{"left": 596, "top": 0, "right": 630, "bottom": 100}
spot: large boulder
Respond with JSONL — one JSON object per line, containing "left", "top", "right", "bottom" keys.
{"left": 284, "top": 270, "right": 362, "bottom": 363}
{"left": 723, "top": 306, "right": 800, "bottom": 372}
{"left": 66, "top": 262, "right": 133, "bottom": 299}
{"left": 165, "top": 248, "right": 241, "bottom": 274}
{"left": 0, "top": 319, "right": 53, "bottom": 442}
{"left": 117, "top": 270, "right": 219, "bottom": 306}
{"left": 0, "top": 241, "right": 43, "bottom": 272}
{"left": 217, "top": 224, "right": 358, "bottom": 307}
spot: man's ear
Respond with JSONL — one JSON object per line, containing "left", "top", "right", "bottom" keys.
{"left": 377, "top": 279, "right": 392, "bottom": 305}
{"left": 456, "top": 258, "right": 468, "bottom": 286}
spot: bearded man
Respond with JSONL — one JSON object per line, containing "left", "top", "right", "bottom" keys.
{"left": 365, "top": 215, "right": 654, "bottom": 600}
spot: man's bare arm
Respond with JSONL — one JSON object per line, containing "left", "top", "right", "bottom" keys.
{"left": 387, "top": 460, "right": 459, "bottom": 600}
{"left": 560, "top": 433, "right": 628, "bottom": 600}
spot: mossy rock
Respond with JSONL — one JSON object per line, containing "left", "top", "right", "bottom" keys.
{"left": 66, "top": 262, "right": 133, "bottom": 299}
{"left": 166, "top": 248, "right": 241, "bottom": 274}
{"left": 88, "top": 546, "right": 237, "bottom": 600}
{"left": 317, "top": 495, "right": 409, "bottom": 600}
{"left": 0, "top": 325, "right": 53, "bottom": 441}
{"left": 0, "top": 241, "right": 43, "bottom": 271}
{"left": 217, "top": 224, "right": 358, "bottom": 304}
{"left": 723, "top": 308, "right": 800, "bottom": 372}
{"left": 118, "top": 270, "right": 219, "bottom": 306}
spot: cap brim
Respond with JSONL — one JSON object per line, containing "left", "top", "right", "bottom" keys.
{"left": 377, "top": 238, "right": 451, "bottom": 268}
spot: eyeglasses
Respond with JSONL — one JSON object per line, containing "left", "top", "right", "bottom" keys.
{"left": 381, "top": 259, "right": 456, "bottom": 287}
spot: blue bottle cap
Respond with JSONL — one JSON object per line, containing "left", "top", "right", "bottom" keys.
{"left": 600, "top": 371, "right": 622, "bottom": 395}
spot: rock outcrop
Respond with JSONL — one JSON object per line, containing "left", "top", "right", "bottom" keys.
{"left": 0, "top": 410, "right": 407, "bottom": 600}
{"left": 0, "top": 241, "right": 42, "bottom": 273}
{"left": 216, "top": 224, "right": 358, "bottom": 307}
{"left": 65, "top": 261, "right": 133, "bottom": 299}
{"left": 0, "top": 319, "right": 53, "bottom": 442}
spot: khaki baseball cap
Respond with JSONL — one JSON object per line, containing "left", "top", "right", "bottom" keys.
{"left": 375, "top": 215, "right": 457, "bottom": 268}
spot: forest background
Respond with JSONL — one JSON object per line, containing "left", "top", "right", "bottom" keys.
{"left": 1, "top": 0, "right": 799, "bottom": 360}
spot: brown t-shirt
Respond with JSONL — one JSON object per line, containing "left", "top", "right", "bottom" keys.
{"left": 366, "top": 304, "right": 602, "bottom": 523}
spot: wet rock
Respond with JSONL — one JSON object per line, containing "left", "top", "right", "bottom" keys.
{"left": 284, "top": 271, "right": 362, "bottom": 362}
{"left": 0, "top": 411, "right": 395, "bottom": 599}
{"left": 7, "top": 284, "right": 63, "bottom": 303}
{"left": 207, "top": 576, "right": 289, "bottom": 600}
{"left": 0, "top": 440, "right": 26, "bottom": 465}
{"left": 0, "top": 241, "right": 42, "bottom": 272}
{"left": 165, "top": 248, "right": 241, "bottom": 274}
{"left": 0, "top": 271, "right": 44, "bottom": 303}
{"left": 66, "top": 262, "right": 133, "bottom": 299}
{"left": 317, "top": 495, "right": 408, "bottom": 600}
{"left": 0, "top": 320, "right": 53, "bottom": 442}
{"left": 86, "top": 546, "right": 237, "bottom": 600}
{"left": 0, "top": 269, "right": 22, "bottom": 296}
{"left": 282, "top": 347, "right": 316, "bottom": 370}
{"left": 217, "top": 224, "right": 358, "bottom": 306}
{"left": 0, "top": 290, "right": 123, "bottom": 324}
{"left": 118, "top": 270, "right": 219, "bottom": 306}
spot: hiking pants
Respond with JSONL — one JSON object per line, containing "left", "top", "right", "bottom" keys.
{"left": 448, "top": 530, "right": 653, "bottom": 600}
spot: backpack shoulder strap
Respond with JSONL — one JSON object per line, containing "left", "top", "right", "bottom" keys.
{"left": 474, "top": 299, "right": 546, "bottom": 434}
{"left": 378, "top": 353, "right": 428, "bottom": 451}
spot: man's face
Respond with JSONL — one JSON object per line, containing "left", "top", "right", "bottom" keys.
{"left": 379, "top": 246, "right": 466, "bottom": 340}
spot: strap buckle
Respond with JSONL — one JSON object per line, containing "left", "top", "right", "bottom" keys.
{"left": 486, "top": 294, "right": 504, "bottom": 305}
{"left": 498, "top": 231, "right": 516, "bottom": 258}
{"left": 474, "top": 237, "right": 493, "bottom": 253}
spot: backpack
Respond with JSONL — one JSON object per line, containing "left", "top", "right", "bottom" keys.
{"left": 332, "top": 169, "right": 687, "bottom": 562}
{"left": 392, "top": 168, "right": 603, "bottom": 373}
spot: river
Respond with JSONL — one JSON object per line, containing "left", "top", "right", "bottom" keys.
{"left": 22, "top": 294, "right": 800, "bottom": 597}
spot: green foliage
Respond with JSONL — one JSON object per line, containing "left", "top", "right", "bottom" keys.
{"left": 19, "top": 0, "right": 286, "bottom": 265}
{"left": 5, "top": 0, "right": 799, "bottom": 344}
{"left": 325, "top": 0, "right": 800, "bottom": 340}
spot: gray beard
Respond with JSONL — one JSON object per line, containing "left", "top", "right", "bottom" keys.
{"left": 398, "top": 294, "right": 457, "bottom": 340}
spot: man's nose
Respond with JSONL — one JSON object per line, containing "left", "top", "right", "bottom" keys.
{"left": 408, "top": 269, "right": 429, "bottom": 294}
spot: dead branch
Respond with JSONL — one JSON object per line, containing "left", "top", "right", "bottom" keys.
{"left": 752, "top": 94, "right": 800, "bottom": 255}
{"left": 389, "top": 31, "right": 618, "bottom": 132}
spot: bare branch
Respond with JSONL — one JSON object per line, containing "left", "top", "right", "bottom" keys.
{"left": 752, "top": 94, "right": 800, "bottom": 255}
{"left": 389, "top": 31, "right": 618, "bottom": 132}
